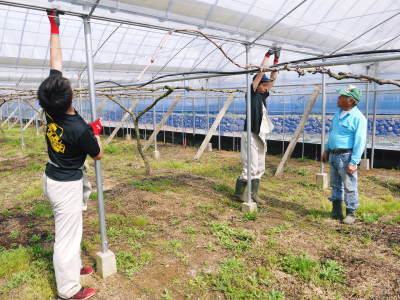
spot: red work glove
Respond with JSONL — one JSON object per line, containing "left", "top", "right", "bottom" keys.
{"left": 47, "top": 9, "right": 60, "bottom": 35}
{"left": 273, "top": 47, "right": 281, "bottom": 65}
{"left": 88, "top": 118, "right": 103, "bottom": 136}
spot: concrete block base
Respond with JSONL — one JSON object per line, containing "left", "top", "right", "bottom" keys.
{"left": 316, "top": 172, "right": 329, "bottom": 190}
{"left": 241, "top": 201, "right": 258, "bottom": 213}
{"left": 95, "top": 250, "right": 117, "bottom": 278}
{"left": 207, "top": 143, "right": 212, "bottom": 152}
{"left": 125, "top": 133, "right": 132, "bottom": 141}
{"left": 359, "top": 159, "right": 370, "bottom": 170}
{"left": 153, "top": 150, "right": 160, "bottom": 160}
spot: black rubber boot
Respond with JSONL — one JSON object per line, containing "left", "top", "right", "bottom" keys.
{"left": 234, "top": 177, "right": 247, "bottom": 202}
{"left": 343, "top": 209, "right": 356, "bottom": 225}
{"left": 330, "top": 200, "right": 344, "bottom": 220}
{"left": 251, "top": 179, "right": 264, "bottom": 203}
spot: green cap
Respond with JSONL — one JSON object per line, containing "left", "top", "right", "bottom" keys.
{"left": 337, "top": 85, "right": 362, "bottom": 102}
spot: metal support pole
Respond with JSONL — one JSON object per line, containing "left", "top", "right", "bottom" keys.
{"left": 363, "top": 67, "right": 370, "bottom": 159}
{"left": 83, "top": 16, "right": 109, "bottom": 254}
{"left": 302, "top": 97, "right": 305, "bottom": 158}
{"left": 218, "top": 96, "right": 221, "bottom": 150}
{"left": 232, "top": 99, "right": 236, "bottom": 151}
{"left": 182, "top": 94, "right": 185, "bottom": 146}
{"left": 371, "top": 83, "right": 378, "bottom": 169}
{"left": 244, "top": 44, "right": 254, "bottom": 208}
{"left": 78, "top": 74, "right": 83, "bottom": 114}
{"left": 18, "top": 100, "right": 25, "bottom": 149}
{"left": 163, "top": 102, "right": 166, "bottom": 143}
{"left": 144, "top": 99, "right": 147, "bottom": 140}
{"left": 206, "top": 79, "right": 210, "bottom": 131}
{"left": 153, "top": 95, "right": 157, "bottom": 152}
{"left": 282, "top": 97, "right": 285, "bottom": 155}
{"left": 192, "top": 96, "right": 195, "bottom": 136}
{"left": 320, "top": 73, "right": 326, "bottom": 173}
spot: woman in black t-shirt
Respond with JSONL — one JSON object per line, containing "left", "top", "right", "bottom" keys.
{"left": 37, "top": 9, "right": 102, "bottom": 300}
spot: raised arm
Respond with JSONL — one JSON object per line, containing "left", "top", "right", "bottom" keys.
{"left": 252, "top": 48, "right": 273, "bottom": 92}
{"left": 47, "top": 9, "right": 62, "bottom": 72}
{"left": 252, "top": 47, "right": 280, "bottom": 92}
{"left": 265, "top": 47, "right": 280, "bottom": 91}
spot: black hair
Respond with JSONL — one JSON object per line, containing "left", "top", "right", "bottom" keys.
{"left": 37, "top": 75, "right": 73, "bottom": 117}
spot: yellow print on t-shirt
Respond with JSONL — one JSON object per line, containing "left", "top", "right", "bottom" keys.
{"left": 46, "top": 122, "right": 66, "bottom": 153}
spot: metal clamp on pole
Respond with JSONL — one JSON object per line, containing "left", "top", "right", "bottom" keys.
{"left": 82, "top": 15, "right": 117, "bottom": 278}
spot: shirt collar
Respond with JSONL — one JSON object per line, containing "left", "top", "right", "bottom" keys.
{"left": 339, "top": 106, "right": 358, "bottom": 116}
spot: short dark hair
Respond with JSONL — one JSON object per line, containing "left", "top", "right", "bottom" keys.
{"left": 37, "top": 75, "right": 73, "bottom": 117}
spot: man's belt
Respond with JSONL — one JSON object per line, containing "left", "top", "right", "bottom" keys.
{"left": 330, "top": 149, "right": 352, "bottom": 154}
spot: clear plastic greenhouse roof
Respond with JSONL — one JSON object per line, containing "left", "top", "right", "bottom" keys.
{"left": 1, "top": 0, "right": 400, "bottom": 87}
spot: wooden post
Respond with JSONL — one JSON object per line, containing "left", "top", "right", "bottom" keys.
{"left": 1, "top": 106, "right": 19, "bottom": 127}
{"left": 105, "top": 100, "right": 139, "bottom": 145}
{"left": 274, "top": 87, "right": 321, "bottom": 176}
{"left": 194, "top": 93, "right": 236, "bottom": 160}
{"left": 9, "top": 114, "right": 21, "bottom": 129}
{"left": 23, "top": 112, "right": 39, "bottom": 131}
{"left": 143, "top": 95, "right": 182, "bottom": 151}
{"left": 24, "top": 100, "right": 40, "bottom": 115}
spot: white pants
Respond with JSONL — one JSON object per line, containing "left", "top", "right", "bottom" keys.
{"left": 43, "top": 175, "right": 83, "bottom": 299}
{"left": 240, "top": 132, "right": 266, "bottom": 180}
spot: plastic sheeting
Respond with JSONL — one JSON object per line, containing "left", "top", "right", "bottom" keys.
{"left": 0, "top": 0, "right": 400, "bottom": 87}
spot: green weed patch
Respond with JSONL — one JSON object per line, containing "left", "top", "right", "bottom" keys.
{"left": 280, "top": 254, "right": 345, "bottom": 285}
{"left": 189, "top": 258, "right": 283, "bottom": 299}
{"left": 207, "top": 222, "right": 254, "bottom": 253}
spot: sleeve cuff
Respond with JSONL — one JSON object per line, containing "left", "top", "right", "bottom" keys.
{"left": 350, "top": 159, "right": 358, "bottom": 166}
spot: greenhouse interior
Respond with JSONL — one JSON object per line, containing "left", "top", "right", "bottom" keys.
{"left": 0, "top": 0, "right": 399, "bottom": 299}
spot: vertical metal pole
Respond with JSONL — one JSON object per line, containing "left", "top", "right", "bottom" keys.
{"left": 232, "top": 98, "right": 235, "bottom": 151}
{"left": 182, "top": 78, "right": 186, "bottom": 146}
{"left": 363, "top": 67, "right": 370, "bottom": 159}
{"left": 127, "top": 101, "right": 132, "bottom": 137}
{"left": 218, "top": 95, "right": 221, "bottom": 150}
{"left": 163, "top": 102, "right": 166, "bottom": 143}
{"left": 192, "top": 96, "right": 195, "bottom": 136}
{"left": 245, "top": 44, "right": 252, "bottom": 204}
{"left": 19, "top": 100, "right": 25, "bottom": 149}
{"left": 153, "top": 95, "right": 157, "bottom": 152}
{"left": 205, "top": 79, "right": 209, "bottom": 131}
{"left": 144, "top": 99, "right": 147, "bottom": 140}
{"left": 321, "top": 73, "right": 326, "bottom": 173}
{"left": 371, "top": 83, "right": 378, "bottom": 169}
{"left": 78, "top": 74, "right": 83, "bottom": 115}
{"left": 182, "top": 94, "right": 185, "bottom": 146}
{"left": 302, "top": 97, "right": 305, "bottom": 158}
{"left": 83, "top": 16, "right": 108, "bottom": 253}
{"left": 282, "top": 96, "right": 285, "bottom": 155}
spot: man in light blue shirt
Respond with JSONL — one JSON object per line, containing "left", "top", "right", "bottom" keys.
{"left": 322, "top": 85, "right": 367, "bottom": 225}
